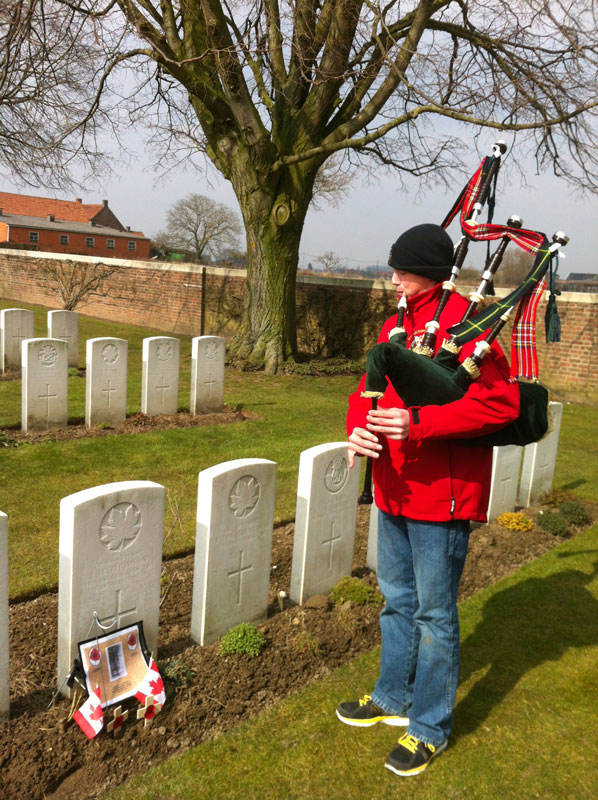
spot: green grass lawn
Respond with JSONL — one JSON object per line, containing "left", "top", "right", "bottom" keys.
{"left": 100, "top": 524, "right": 598, "bottom": 800}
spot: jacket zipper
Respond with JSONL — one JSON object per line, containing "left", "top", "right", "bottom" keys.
{"left": 448, "top": 445, "right": 455, "bottom": 517}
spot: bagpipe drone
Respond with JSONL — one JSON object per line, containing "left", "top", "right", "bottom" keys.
{"left": 359, "top": 142, "right": 567, "bottom": 505}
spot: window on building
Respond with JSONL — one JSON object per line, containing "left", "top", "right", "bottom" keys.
{"left": 86, "top": 237, "right": 95, "bottom": 247}
{"left": 128, "top": 241, "right": 137, "bottom": 252}
{"left": 60, "top": 234, "right": 69, "bottom": 245}
{"left": 29, "top": 231, "right": 39, "bottom": 243}
{"left": 106, "top": 239, "right": 115, "bottom": 250}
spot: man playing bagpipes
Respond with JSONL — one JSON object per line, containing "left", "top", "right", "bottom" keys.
{"left": 336, "top": 222, "right": 520, "bottom": 776}
{"left": 335, "top": 144, "right": 566, "bottom": 777}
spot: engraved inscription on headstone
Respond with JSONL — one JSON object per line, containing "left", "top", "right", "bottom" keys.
{"left": 102, "top": 343, "right": 119, "bottom": 364}
{"left": 57, "top": 480, "right": 165, "bottom": 695}
{"left": 1, "top": 308, "right": 34, "bottom": 372}
{"left": 519, "top": 402, "right": 564, "bottom": 507}
{"left": 228, "top": 550, "right": 253, "bottom": 605}
{"left": 22, "top": 338, "right": 68, "bottom": 431}
{"left": 366, "top": 495, "right": 378, "bottom": 573}
{"left": 290, "top": 443, "right": 360, "bottom": 605}
{"left": 98, "top": 588, "right": 138, "bottom": 630}
{"left": 86, "top": 338, "right": 128, "bottom": 428}
{"left": 48, "top": 310, "right": 79, "bottom": 368}
{"left": 487, "top": 445, "right": 524, "bottom": 521}
{"left": 0, "top": 511, "right": 8, "bottom": 721}
{"left": 190, "top": 335, "right": 226, "bottom": 414}
{"left": 324, "top": 455, "right": 349, "bottom": 493}
{"left": 191, "top": 458, "right": 276, "bottom": 645}
{"left": 99, "top": 503, "right": 141, "bottom": 551}
{"left": 141, "top": 337, "right": 180, "bottom": 416}
{"left": 229, "top": 476, "right": 261, "bottom": 517}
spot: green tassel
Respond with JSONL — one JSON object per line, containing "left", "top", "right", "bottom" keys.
{"left": 545, "top": 254, "right": 561, "bottom": 343}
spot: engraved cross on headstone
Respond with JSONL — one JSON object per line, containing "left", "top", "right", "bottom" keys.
{"left": 57, "top": 329, "right": 71, "bottom": 342}
{"left": 322, "top": 521, "right": 342, "bottom": 570}
{"left": 498, "top": 469, "right": 514, "bottom": 504}
{"left": 38, "top": 384, "right": 57, "bottom": 418}
{"left": 98, "top": 589, "right": 138, "bottom": 629}
{"left": 155, "top": 377, "right": 170, "bottom": 408}
{"left": 11, "top": 328, "right": 27, "bottom": 346}
{"left": 228, "top": 549, "right": 253, "bottom": 605}
{"left": 102, "top": 379, "right": 117, "bottom": 408}
{"left": 204, "top": 372, "right": 216, "bottom": 398}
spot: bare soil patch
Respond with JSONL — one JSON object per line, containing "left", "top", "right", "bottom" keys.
{"left": 2, "top": 500, "right": 594, "bottom": 800}
{"left": 1, "top": 408, "right": 254, "bottom": 445}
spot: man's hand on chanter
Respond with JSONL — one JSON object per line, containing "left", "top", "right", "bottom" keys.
{"left": 366, "top": 407, "right": 410, "bottom": 441}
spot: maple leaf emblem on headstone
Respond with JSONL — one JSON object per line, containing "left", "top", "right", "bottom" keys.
{"left": 99, "top": 503, "right": 142, "bottom": 551}
{"left": 90, "top": 704, "right": 103, "bottom": 722}
{"left": 229, "top": 476, "right": 260, "bottom": 518}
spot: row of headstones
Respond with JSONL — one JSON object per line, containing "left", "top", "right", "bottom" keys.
{"left": 0, "top": 411, "right": 563, "bottom": 719}
{"left": 0, "top": 442, "right": 360, "bottom": 718}
{"left": 1, "top": 308, "right": 80, "bottom": 371}
{"left": 0, "top": 309, "right": 225, "bottom": 430}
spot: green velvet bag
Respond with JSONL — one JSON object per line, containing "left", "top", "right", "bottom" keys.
{"left": 363, "top": 340, "right": 549, "bottom": 447}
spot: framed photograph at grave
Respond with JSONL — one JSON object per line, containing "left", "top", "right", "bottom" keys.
{"left": 78, "top": 622, "right": 151, "bottom": 708}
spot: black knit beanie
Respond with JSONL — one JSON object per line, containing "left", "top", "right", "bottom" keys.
{"left": 388, "top": 223, "right": 454, "bottom": 282}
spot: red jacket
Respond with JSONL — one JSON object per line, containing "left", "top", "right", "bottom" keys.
{"left": 346, "top": 284, "right": 520, "bottom": 522}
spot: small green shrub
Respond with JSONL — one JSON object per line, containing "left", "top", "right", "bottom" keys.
{"left": 330, "top": 576, "right": 384, "bottom": 607}
{"left": 541, "top": 488, "right": 575, "bottom": 507}
{"left": 496, "top": 512, "right": 534, "bottom": 532}
{"left": 291, "top": 631, "right": 322, "bottom": 655}
{"left": 159, "top": 658, "right": 196, "bottom": 700}
{"left": 559, "top": 499, "right": 590, "bottom": 527}
{"left": 281, "top": 357, "right": 365, "bottom": 376}
{"left": 218, "top": 623, "right": 266, "bottom": 657}
{"left": 536, "top": 510, "right": 569, "bottom": 537}
{"left": 68, "top": 367, "right": 80, "bottom": 377}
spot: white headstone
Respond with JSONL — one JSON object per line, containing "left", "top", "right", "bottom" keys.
{"left": 86, "top": 338, "right": 128, "bottom": 428}
{"left": 519, "top": 402, "right": 564, "bottom": 507}
{"left": 0, "top": 511, "right": 8, "bottom": 721}
{"left": 290, "top": 443, "right": 360, "bottom": 605}
{"left": 141, "top": 336, "right": 180, "bottom": 416}
{"left": 486, "top": 445, "right": 524, "bottom": 521}
{"left": 366, "top": 499, "right": 378, "bottom": 573}
{"left": 21, "top": 338, "right": 68, "bottom": 431}
{"left": 1, "top": 308, "right": 34, "bottom": 372}
{"left": 191, "top": 458, "right": 277, "bottom": 645}
{"left": 48, "top": 310, "right": 79, "bottom": 368}
{"left": 57, "top": 481, "right": 165, "bottom": 694}
{"left": 190, "top": 335, "right": 226, "bottom": 414}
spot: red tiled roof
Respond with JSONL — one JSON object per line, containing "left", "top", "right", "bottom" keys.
{"left": 0, "top": 191, "right": 104, "bottom": 223}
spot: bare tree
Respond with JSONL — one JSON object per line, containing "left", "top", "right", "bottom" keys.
{"left": 36, "top": 260, "right": 121, "bottom": 310}
{"left": 493, "top": 248, "right": 535, "bottom": 288}
{"left": 10, "top": 0, "right": 598, "bottom": 369}
{"left": 0, "top": 1, "right": 109, "bottom": 187}
{"left": 318, "top": 251, "right": 343, "bottom": 273}
{"left": 153, "top": 194, "right": 242, "bottom": 261}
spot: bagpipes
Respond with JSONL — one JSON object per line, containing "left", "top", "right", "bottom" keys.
{"left": 358, "top": 142, "right": 568, "bottom": 505}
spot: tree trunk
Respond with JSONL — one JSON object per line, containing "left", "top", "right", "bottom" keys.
{"left": 227, "top": 168, "right": 315, "bottom": 373}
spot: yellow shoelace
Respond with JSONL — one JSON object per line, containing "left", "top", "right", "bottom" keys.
{"left": 358, "top": 694, "right": 373, "bottom": 707}
{"left": 398, "top": 733, "right": 436, "bottom": 754}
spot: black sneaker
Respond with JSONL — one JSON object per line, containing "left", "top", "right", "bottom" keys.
{"left": 336, "top": 694, "right": 409, "bottom": 727}
{"left": 385, "top": 733, "right": 447, "bottom": 776}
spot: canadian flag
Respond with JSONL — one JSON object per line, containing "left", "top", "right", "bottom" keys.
{"left": 73, "top": 686, "right": 104, "bottom": 739}
{"left": 135, "top": 658, "right": 166, "bottom": 707}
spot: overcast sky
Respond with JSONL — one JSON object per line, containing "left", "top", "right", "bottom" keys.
{"left": 5, "top": 137, "right": 598, "bottom": 277}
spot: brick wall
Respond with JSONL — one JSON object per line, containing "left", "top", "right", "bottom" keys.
{"left": 0, "top": 249, "right": 596, "bottom": 401}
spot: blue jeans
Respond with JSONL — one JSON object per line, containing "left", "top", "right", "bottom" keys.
{"left": 371, "top": 511, "right": 470, "bottom": 746}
